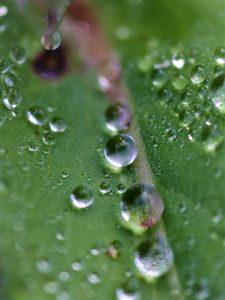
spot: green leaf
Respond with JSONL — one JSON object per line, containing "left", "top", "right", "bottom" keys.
{"left": 1, "top": 1, "right": 225, "bottom": 300}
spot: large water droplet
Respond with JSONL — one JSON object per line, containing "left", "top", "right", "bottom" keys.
{"left": 2, "top": 88, "right": 22, "bottom": 109}
{"left": 104, "top": 134, "right": 138, "bottom": 168}
{"left": 120, "top": 184, "right": 164, "bottom": 234}
{"left": 26, "top": 106, "right": 47, "bottom": 126}
{"left": 134, "top": 234, "right": 174, "bottom": 280}
{"left": 41, "top": 31, "right": 61, "bottom": 51}
{"left": 105, "top": 103, "right": 131, "bottom": 132}
{"left": 69, "top": 185, "right": 94, "bottom": 209}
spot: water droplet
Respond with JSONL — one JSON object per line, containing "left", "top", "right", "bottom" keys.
{"left": 117, "top": 183, "right": 127, "bottom": 194}
{"left": 191, "top": 65, "right": 206, "bottom": 85}
{"left": 172, "top": 52, "right": 185, "bottom": 69}
{"left": 120, "top": 184, "right": 164, "bottom": 234}
{"left": 158, "top": 88, "right": 172, "bottom": 102}
{"left": 4, "top": 72, "right": 18, "bottom": 87}
{"left": 41, "top": 31, "right": 61, "bottom": 51}
{"left": 49, "top": 117, "right": 67, "bottom": 133}
{"left": 36, "top": 259, "right": 51, "bottom": 273}
{"left": 9, "top": 46, "right": 27, "bottom": 64}
{"left": 104, "top": 134, "right": 138, "bottom": 168}
{"left": 71, "top": 260, "right": 83, "bottom": 272}
{"left": 26, "top": 106, "right": 47, "bottom": 126}
{"left": 58, "top": 271, "right": 70, "bottom": 282}
{"left": 152, "top": 69, "right": 168, "bottom": 88}
{"left": 116, "top": 280, "right": 140, "bottom": 300}
{"left": 0, "top": 57, "right": 10, "bottom": 73}
{"left": 134, "top": 234, "right": 174, "bottom": 280}
{"left": 87, "top": 272, "right": 101, "bottom": 285}
{"left": 43, "top": 281, "right": 59, "bottom": 294}
{"left": 193, "top": 279, "right": 210, "bottom": 300}
{"left": 99, "top": 181, "right": 111, "bottom": 194}
{"left": 0, "top": 6, "right": 8, "bottom": 17}
{"left": 172, "top": 74, "right": 187, "bottom": 90}
{"left": 2, "top": 88, "right": 22, "bottom": 109}
{"left": 70, "top": 185, "right": 94, "bottom": 209}
{"left": 214, "top": 47, "right": 225, "bottom": 65}
{"left": 105, "top": 103, "right": 131, "bottom": 132}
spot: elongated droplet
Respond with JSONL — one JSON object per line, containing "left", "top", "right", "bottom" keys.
{"left": 134, "top": 234, "right": 174, "bottom": 280}
{"left": 105, "top": 103, "right": 131, "bottom": 132}
{"left": 120, "top": 184, "right": 164, "bottom": 234}
{"left": 2, "top": 88, "right": 22, "bottom": 109}
{"left": 104, "top": 134, "right": 138, "bottom": 168}
{"left": 70, "top": 185, "right": 94, "bottom": 209}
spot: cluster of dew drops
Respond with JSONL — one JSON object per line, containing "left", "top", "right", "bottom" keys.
{"left": 1, "top": 4, "right": 224, "bottom": 299}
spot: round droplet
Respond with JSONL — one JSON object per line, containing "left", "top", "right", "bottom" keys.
{"left": 10, "top": 46, "right": 27, "bottom": 64}
{"left": 152, "top": 69, "right": 168, "bottom": 88}
{"left": 0, "top": 6, "right": 8, "bottom": 17}
{"left": 172, "top": 74, "right": 187, "bottom": 90}
{"left": 104, "top": 134, "right": 138, "bottom": 168}
{"left": 49, "top": 117, "right": 67, "bottom": 133}
{"left": 116, "top": 280, "right": 140, "bottom": 300}
{"left": 41, "top": 31, "right": 61, "bottom": 51}
{"left": 26, "top": 106, "right": 47, "bottom": 126}
{"left": 70, "top": 185, "right": 94, "bottom": 209}
{"left": 172, "top": 52, "right": 185, "bottom": 69}
{"left": 71, "top": 260, "right": 83, "bottom": 272}
{"left": 120, "top": 184, "right": 164, "bottom": 234}
{"left": 42, "top": 132, "right": 56, "bottom": 146}
{"left": 105, "top": 103, "right": 131, "bottom": 132}
{"left": 99, "top": 181, "right": 111, "bottom": 194}
{"left": 158, "top": 88, "right": 172, "bottom": 102}
{"left": 87, "top": 272, "right": 101, "bottom": 285}
{"left": 117, "top": 183, "right": 127, "bottom": 194}
{"left": 214, "top": 47, "right": 225, "bottom": 65}
{"left": 134, "top": 235, "right": 174, "bottom": 280}
{"left": 2, "top": 88, "right": 22, "bottom": 109}
{"left": 191, "top": 65, "right": 206, "bottom": 85}
{"left": 0, "top": 57, "right": 10, "bottom": 73}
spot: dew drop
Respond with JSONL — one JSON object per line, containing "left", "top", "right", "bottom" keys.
{"left": 69, "top": 185, "right": 94, "bottom": 209}
{"left": 41, "top": 31, "right": 61, "bottom": 51}
{"left": 0, "top": 6, "right": 8, "bottom": 17}
{"left": 117, "top": 183, "right": 127, "bottom": 194}
{"left": 105, "top": 103, "right": 131, "bottom": 132}
{"left": 116, "top": 280, "right": 140, "bottom": 300}
{"left": 134, "top": 234, "right": 174, "bottom": 280}
{"left": 191, "top": 65, "right": 206, "bottom": 85}
{"left": 99, "top": 181, "right": 111, "bottom": 194}
{"left": 49, "top": 117, "right": 67, "bottom": 133}
{"left": 172, "top": 74, "right": 187, "bottom": 90}
{"left": 71, "top": 260, "right": 83, "bottom": 272}
{"left": 0, "top": 57, "right": 10, "bottom": 74}
{"left": 172, "top": 52, "right": 185, "bottom": 69}
{"left": 2, "top": 88, "right": 22, "bottom": 109}
{"left": 214, "top": 47, "right": 225, "bottom": 65}
{"left": 36, "top": 259, "right": 51, "bottom": 273}
{"left": 120, "top": 184, "right": 164, "bottom": 234}
{"left": 152, "top": 69, "right": 168, "bottom": 88}
{"left": 26, "top": 106, "right": 47, "bottom": 126}
{"left": 9, "top": 45, "right": 27, "bottom": 64}
{"left": 87, "top": 272, "right": 101, "bottom": 285}
{"left": 104, "top": 134, "right": 138, "bottom": 168}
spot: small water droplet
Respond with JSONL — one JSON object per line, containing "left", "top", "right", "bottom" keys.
{"left": 49, "top": 117, "right": 67, "bottom": 133}
{"left": 99, "top": 181, "right": 111, "bottom": 194}
{"left": 117, "top": 183, "right": 127, "bottom": 194}
{"left": 71, "top": 260, "right": 83, "bottom": 272}
{"left": 134, "top": 234, "right": 174, "bottom": 280}
{"left": 120, "top": 184, "right": 164, "bottom": 234}
{"left": 0, "top": 57, "right": 10, "bottom": 74}
{"left": 105, "top": 103, "right": 131, "bottom": 132}
{"left": 36, "top": 259, "right": 51, "bottom": 273}
{"left": 87, "top": 272, "right": 101, "bottom": 285}
{"left": 191, "top": 65, "right": 206, "bottom": 85}
{"left": 41, "top": 31, "right": 61, "bottom": 51}
{"left": 26, "top": 106, "right": 47, "bottom": 126}
{"left": 0, "top": 6, "right": 8, "bottom": 17}
{"left": 42, "top": 132, "right": 56, "bottom": 146}
{"left": 172, "top": 52, "right": 185, "bottom": 69}
{"left": 172, "top": 74, "right": 187, "bottom": 90}
{"left": 104, "top": 134, "right": 138, "bottom": 168}
{"left": 58, "top": 271, "right": 70, "bottom": 282}
{"left": 152, "top": 69, "right": 168, "bottom": 88}
{"left": 116, "top": 280, "right": 140, "bottom": 300}
{"left": 214, "top": 47, "right": 225, "bottom": 65}
{"left": 69, "top": 185, "right": 94, "bottom": 209}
